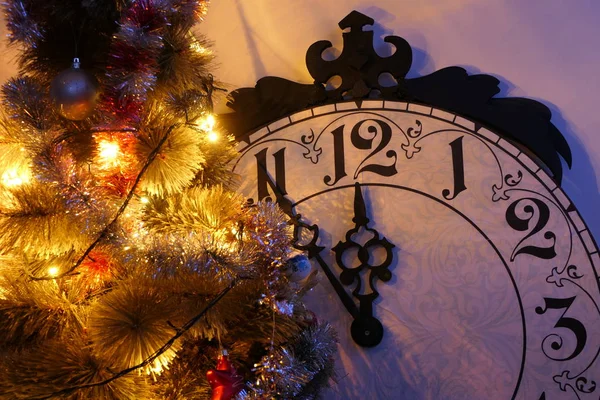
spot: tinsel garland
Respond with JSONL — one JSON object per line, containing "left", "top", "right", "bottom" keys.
{"left": 242, "top": 322, "right": 338, "bottom": 399}
{"left": 100, "top": 0, "right": 212, "bottom": 124}
{"left": 100, "top": 0, "right": 170, "bottom": 123}
{"left": 4, "top": 1, "right": 45, "bottom": 47}
{"left": 1, "top": 76, "right": 56, "bottom": 131}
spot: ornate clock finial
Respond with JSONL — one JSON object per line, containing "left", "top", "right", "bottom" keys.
{"left": 338, "top": 10, "right": 374, "bottom": 31}
{"left": 305, "top": 10, "right": 412, "bottom": 100}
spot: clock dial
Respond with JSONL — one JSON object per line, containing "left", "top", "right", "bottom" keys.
{"left": 232, "top": 101, "right": 600, "bottom": 399}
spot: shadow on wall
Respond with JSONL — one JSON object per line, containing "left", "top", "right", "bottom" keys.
{"left": 233, "top": 0, "right": 267, "bottom": 79}
{"left": 447, "top": 64, "right": 600, "bottom": 240}
{"left": 233, "top": 0, "right": 316, "bottom": 86}
{"left": 543, "top": 102, "right": 600, "bottom": 237}
{"left": 361, "top": 5, "right": 436, "bottom": 79}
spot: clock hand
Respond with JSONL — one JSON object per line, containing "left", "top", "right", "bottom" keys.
{"left": 255, "top": 161, "right": 360, "bottom": 319}
{"left": 332, "top": 182, "right": 395, "bottom": 347}
{"left": 255, "top": 162, "right": 392, "bottom": 346}
{"left": 352, "top": 181, "right": 369, "bottom": 227}
{"left": 309, "top": 247, "right": 360, "bottom": 319}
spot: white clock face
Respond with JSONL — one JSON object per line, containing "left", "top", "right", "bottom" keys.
{"left": 232, "top": 100, "right": 600, "bottom": 399}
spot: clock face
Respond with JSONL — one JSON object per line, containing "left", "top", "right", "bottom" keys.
{"left": 232, "top": 101, "right": 600, "bottom": 399}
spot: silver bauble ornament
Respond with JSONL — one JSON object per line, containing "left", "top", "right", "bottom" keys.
{"left": 285, "top": 254, "right": 313, "bottom": 282}
{"left": 50, "top": 58, "right": 98, "bottom": 120}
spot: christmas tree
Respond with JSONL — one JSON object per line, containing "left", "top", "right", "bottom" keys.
{"left": 0, "top": 1, "right": 336, "bottom": 399}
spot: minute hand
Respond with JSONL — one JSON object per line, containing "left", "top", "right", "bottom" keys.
{"left": 255, "top": 162, "right": 360, "bottom": 318}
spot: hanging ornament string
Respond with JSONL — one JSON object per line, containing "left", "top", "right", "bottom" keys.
{"left": 270, "top": 307, "right": 276, "bottom": 352}
{"left": 70, "top": 19, "right": 82, "bottom": 59}
{"left": 206, "top": 243, "right": 246, "bottom": 400}
{"left": 248, "top": 308, "right": 280, "bottom": 395}
{"left": 268, "top": 308, "right": 278, "bottom": 393}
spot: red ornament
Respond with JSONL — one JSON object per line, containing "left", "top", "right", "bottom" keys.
{"left": 82, "top": 251, "right": 113, "bottom": 275}
{"left": 206, "top": 350, "right": 244, "bottom": 400}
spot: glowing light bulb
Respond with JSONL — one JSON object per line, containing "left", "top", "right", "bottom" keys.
{"left": 148, "top": 359, "right": 164, "bottom": 375}
{"left": 140, "top": 196, "right": 149, "bottom": 204}
{"left": 1, "top": 168, "right": 30, "bottom": 187}
{"left": 207, "top": 131, "right": 219, "bottom": 142}
{"left": 48, "top": 266, "right": 59, "bottom": 276}
{"left": 200, "top": 114, "right": 216, "bottom": 133}
{"left": 97, "top": 139, "right": 121, "bottom": 168}
{"left": 99, "top": 141, "right": 119, "bottom": 159}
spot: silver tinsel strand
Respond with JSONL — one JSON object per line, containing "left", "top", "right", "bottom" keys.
{"left": 240, "top": 322, "right": 338, "bottom": 399}
{"left": 4, "top": 1, "right": 45, "bottom": 47}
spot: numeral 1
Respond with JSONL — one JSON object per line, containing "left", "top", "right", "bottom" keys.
{"left": 442, "top": 136, "right": 467, "bottom": 200}
{"left": 324, "top": 125, "right": 347, "bottom": 186}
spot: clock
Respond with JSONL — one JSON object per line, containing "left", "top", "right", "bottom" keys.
{"left": 224, "top": 11, "right": 600, "bottom": 400}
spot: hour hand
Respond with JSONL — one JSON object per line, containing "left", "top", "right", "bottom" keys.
{"left": 332, "top": 182, "right": 396, "bottom": 347}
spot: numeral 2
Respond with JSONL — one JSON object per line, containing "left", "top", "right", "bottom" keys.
{"left": 505, "top": 197, "right": 557, "bottom": 261}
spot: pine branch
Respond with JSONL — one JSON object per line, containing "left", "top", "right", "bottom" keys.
{"left": 136, "top": 121, "right": 204, "bottom": 196}
{"left": 142, "top": 185, "right": 244, "bottom": 235}
{"left": 29, "top": 123, "right": 182, "bottom": 281}
{"left": 29, "top": 277, "right": 240, "bottom": 400}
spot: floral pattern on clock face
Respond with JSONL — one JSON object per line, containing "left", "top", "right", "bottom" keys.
{"left": 232, "top": 101, "right": 600, "bottom": 400}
